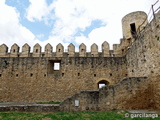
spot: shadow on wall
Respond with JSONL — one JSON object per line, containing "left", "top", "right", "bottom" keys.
{"left": 59, "top": 76, "right": 158, "bottom": 112}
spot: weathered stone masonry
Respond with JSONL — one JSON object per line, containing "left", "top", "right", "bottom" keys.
{"left": 0, "top": 57, "right": 127, "bottom": 102}
{"left": 59, "top": 11, "right": 160, "bottom": 111}
{"left": 0, "top": 10, "right": 160, "bottom": 111}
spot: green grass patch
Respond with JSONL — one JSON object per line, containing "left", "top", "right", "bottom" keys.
{"left": 0, "top": 111, "right": 159, "bottom": 120}
{"left": 36, "top": 101, "right": 61, "bottom": 104}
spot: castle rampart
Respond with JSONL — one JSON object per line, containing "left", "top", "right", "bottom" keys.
{"left": 0, "top": 10, "right": 159, "bottom": 107}
{"left": 0, "top": 56, "right": 127, "bottom": 102}
{"left": 0, "top": 41, "right": 131, "bottom": 58}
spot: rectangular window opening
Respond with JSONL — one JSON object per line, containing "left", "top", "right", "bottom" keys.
{"left": 54, "top": 63, "right": 60, "bottom": 70}
{"left": 30, "top": 73, "right": 33, "bottom": 77}
{"left": 130, "top": 23, "right": 136, "bottom": 37}
{"left": 94, "top": 74, "right": 96, "bottom": 77}
{"left": 48, "top": 60, "right": 61, "bottom": 74}
{"left": 62, "top": 73, "right": 64, "bottom": 77}
{"left": 75, "top": 100, "right": 79, "bottom": 106}
{"left": 78, "top": 73, "right": 80, "bottom": 76}
{"left": 81, "top": 49, "right": 84, "bottom": 52}
{"left": 0, "top": 74, "right": 1, "bottom": 77}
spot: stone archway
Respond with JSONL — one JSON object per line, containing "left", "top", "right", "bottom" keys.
{"left": 97, "top": 80, "right": 109, "bottom": 89}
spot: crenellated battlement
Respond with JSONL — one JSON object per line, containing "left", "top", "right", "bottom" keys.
{"left": 0, "top": 40, "right": 131, "bottom": 57}
{"left": 0, "top": 9, "right": 159, "bottom": 106}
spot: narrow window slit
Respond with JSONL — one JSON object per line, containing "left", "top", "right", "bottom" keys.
{"left": 62, "top": 73, "right": 64, "bottom": 77}
{"left": 30, "top": 73, "right": 33, "bottom": 77}
{"left": 110, "top": 73, "right": 112, "bottom": 76}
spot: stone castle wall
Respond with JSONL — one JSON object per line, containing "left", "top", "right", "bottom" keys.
{"left": 0, "top": 57, "right": 127, "bottom": 102}
{"left": 59, "top": 11, "right": 160, "bottom": 111}
{"left": 60, "top": 75, "right": 160, "bottom": 112}
{"left": 60, "top": 77, "right": 151, "bottom": 112}
{"left": 126, "top": 11, "right": 160, "bottom": 77}
{"left": 0, "top": 10, "right": 159, "bottom": 105}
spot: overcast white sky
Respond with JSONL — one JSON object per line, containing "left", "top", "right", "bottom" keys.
{"left": 0, "top": 0, "right": 159, "bottom": 52}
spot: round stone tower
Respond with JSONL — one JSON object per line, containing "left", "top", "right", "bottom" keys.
{"left": 122, "top": 11, "right": 148, "bottom": 39}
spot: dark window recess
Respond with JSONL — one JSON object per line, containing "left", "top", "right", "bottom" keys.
{"left": 44, "top": 74, "right": 46, "bottom": 77}
{"left": 0, "top": 74, "right": 1, "bottom": 77}
{"left": 59, "top": 49, "right": 61, "bottom": 52}
{"left": 94, "top": 74, "right": 96, "bottom": 77}
{"left": 110, "top": 73, "right": 112, "bottom": 76}
{"left": 16, "top": 74, "right": 18, "bottom": 77}
{"left": 36, "top": 49, "right": 38, "bottom": 53}
{"left": 62, "top": 73, "right": 64, "bottom": 77}
{"left": 126, "top": 74, "right": 128, "bottom": 76}
{"left": 130, "top": 23, "right": 137, "bottom": 38}
{"left": 13, "top": 49, "right": 15, "bottom": 53}
{"left": 81, "top": 49, "right": 84, "bottom": 52}
{"left": 42, "top": 54, "right": 45, "bottom": 57}
{"left": 78, "top": 73, "right": 80, "bottom": 76}
{"left": 30, "top": 73, "right": 33, "bottom": 77}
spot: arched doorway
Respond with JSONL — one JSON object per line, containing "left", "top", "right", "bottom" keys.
{"left": 97, "top": 80, "right": 109, "bottom": 89}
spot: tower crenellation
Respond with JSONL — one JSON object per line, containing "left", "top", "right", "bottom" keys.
{"left": 10, "top": 43, "right": 20, "bottom": 57}
{"left": 45, "top": 43, "right": 53, "bottom": 57}
{"left": 68, "top": 43, "right": 75, "bottom": 57}
{"left": 21, "top": 43, "right": 30, "bottom": 57}
{"left": 91, "top": 43, "right": 98, "bottom": 57}
{"left": 33, "top": 43, "right": 42, "bottom": 57}
{"left": 0, "top": 41, "right": 131, "bottom": 57}
{"left": 0, "top": 44, "right": 8, "bottom": 57}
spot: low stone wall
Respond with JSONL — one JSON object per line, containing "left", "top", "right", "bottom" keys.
{"left": 0, "top": 103, "right": 60, "bottom": 112}
{"left": 60, "top": 77, "right": 151, "bottom": 112}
